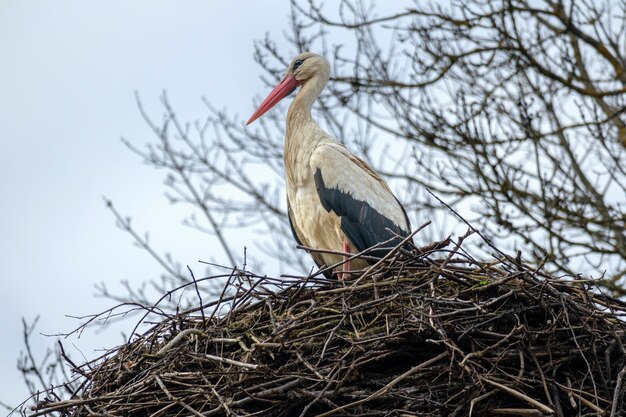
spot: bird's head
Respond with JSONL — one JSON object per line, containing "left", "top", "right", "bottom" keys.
{"left": 246, "top": 52, "right": 330, "bottom": 125}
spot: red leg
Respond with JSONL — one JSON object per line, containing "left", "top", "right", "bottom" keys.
{"left": 340, "top": 239, "right": 351, "bottom": 280}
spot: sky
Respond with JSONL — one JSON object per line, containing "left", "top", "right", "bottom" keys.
{"left": 0, "top": 0, "right": 309, "bottom": 408}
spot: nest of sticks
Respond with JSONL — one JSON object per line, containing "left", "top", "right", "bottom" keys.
{"left": 31, "top": 234, "right": 626, "bottom": 417}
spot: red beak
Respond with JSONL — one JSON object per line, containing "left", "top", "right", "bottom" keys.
{"left": 246, "top": 75, "right": 299, "bottom": 125}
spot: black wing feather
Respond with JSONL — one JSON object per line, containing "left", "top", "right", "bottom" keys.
{"left": 314, "top": 168, "right": 410, "bottom": 259}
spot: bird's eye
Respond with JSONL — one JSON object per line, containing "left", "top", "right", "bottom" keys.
{"left": 293, "top": 59, "right": 304, "bottom": 70}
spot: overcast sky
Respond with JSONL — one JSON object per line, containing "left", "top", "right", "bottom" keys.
{"left": 0, "top": 0, "right": 314, "bottom": 407}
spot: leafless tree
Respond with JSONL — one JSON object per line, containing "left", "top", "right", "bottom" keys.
{"left": 115, "top": 0, "right": 625, "bottom": 296}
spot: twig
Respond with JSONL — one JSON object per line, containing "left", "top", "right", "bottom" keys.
{"left": 483, "top": 378, "right": 554, "bottom": 414}
{"left": 205, "top": 354, "right": 259, "bottom": 370}
{"left": 316, "top": 351, "right": 448, "bottom": 417}
{"left": 156, "top": 329, "right": 206, "bottom": 356}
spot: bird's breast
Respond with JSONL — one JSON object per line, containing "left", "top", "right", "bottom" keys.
{"left": 287, "top": 174, "right": 368, "bottom": 270}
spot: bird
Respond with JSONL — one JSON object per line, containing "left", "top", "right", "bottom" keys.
{"left": 247, "top": 52, "right": 412, "bottom": 279}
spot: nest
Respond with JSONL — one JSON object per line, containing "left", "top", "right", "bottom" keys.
{"left": 31, "top": 236, "right": 626, "bottom": 416}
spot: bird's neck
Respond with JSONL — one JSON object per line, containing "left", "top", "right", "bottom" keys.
{"left": 285, "top": 74, "right": 326, "bottom": 136}
{"left": 284, "top": 75, "right": 328, "bottom": 187}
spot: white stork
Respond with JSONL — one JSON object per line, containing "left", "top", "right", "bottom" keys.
{"left": 247, "top": 52, "right": 412, "bottom": 279}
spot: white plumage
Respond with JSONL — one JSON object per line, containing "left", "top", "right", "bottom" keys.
{"left": 310, "top": 143, "right": 409, "bottom": 229}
